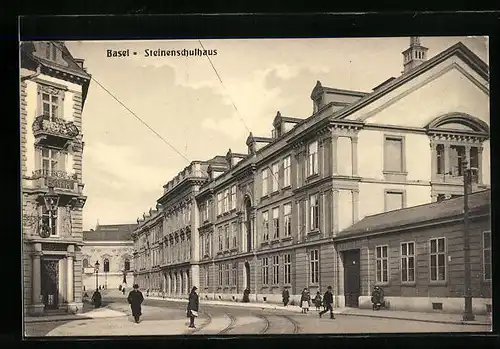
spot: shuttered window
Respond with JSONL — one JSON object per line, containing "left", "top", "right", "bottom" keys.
{"left": 384, "top": 137, "right": 404, "bottom": 172}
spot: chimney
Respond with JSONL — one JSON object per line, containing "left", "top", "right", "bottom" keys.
{"left": 402, "top": 36, "right": 428, "bottom": 74}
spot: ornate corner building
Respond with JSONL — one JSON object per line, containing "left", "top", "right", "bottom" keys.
{"left": 132, "top": 38, "right": 490, "bottom": 312}
{"left": 21, "top": 42, "right": 91, "bottom": 316}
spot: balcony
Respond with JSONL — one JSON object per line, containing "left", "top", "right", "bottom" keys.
{"left": 32, "top": 169, "right": 78, "bottom": 191}
{"left": 32, "top": 115, "right": 79, "bottom": 149}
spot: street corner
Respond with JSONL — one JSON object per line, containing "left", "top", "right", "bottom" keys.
{"left": 46, "top": 316, "right": 194, "bottom": 336}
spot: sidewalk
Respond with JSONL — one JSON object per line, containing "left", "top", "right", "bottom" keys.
{"left": 25, "top": 307, "right": 127, "bottom": 323}
{"left": 145, "top": 295, "right": 491, "bottom": 326}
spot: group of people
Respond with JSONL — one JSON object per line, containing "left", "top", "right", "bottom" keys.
{"left": 282, "top": 286, "right": 335, "bottom": 319}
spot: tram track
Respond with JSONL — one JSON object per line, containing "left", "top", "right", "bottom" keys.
{"left": 218, "top": 313, "right": 237, "bottom": 335}
{"left": 257, "top": 314, "right": 300, "bottom": 335}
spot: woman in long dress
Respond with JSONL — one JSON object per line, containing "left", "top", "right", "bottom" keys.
{"left": 300, "top": 288, "right": 310, "bottom": 314}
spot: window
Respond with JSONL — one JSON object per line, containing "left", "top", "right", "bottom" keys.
{"left": 83, "top": 259, "right": 88, "bottom": 268}
{"left": 309, "top": 193, "right": 320, "bottom": 231}
{"left": 483, "top": 231, "right": 491, "bottom": 281}
{"left": 103, "top": 258, "right": 110, "bottom": 273}
{"left": 230, "top": 185, "right": 237, "bottom": 210}
{"left": 205, "top": 267, "right": 210, "bottom": 286}
{"left": 223, "top": 189, "right": 229, "bottom": 213}
{"left": 231, "top": 222, "right": 237, "bottom": 248}
{"left": 41, "top": 148, "right": 60, "bottom": 175}
{"left": 310, "top": 249, "right": 319, "bottom": 284}
{"left": 231, "top": 263, "right": 237, "bottom": 286}
{"left": 272, "top": 162, "right": 280, "bottom": 192}
{"left": 204, "top": 201, "right": 210, "bottom": 221}
{"left": 376, "top": 245, "right": 389, "bottom": 283}
{"left": 224, "top": 225, "right": 230, "bottom": 250}
{"left": 217, "top": 193, "right": 223, "bottom": 215}
{"left": 262, "top": 257, "right": 269, "bottom": 285}
{"left": 283, "top": 254, "right": 291, "bottom": 284}
{"left": 436, "top": 144, "right": 445, "bottom": 174}
{"left": 218, "top": 264, "right": 223, "bottom": 286}
{"left": 384, "top": 137, "right": 404, "bottom": 172}
{"left": 262, "top": 211, "right": 269, "bottom": 241}
{"left": 430, "top": 238, "right": 446, "bottom": 281}
{"left": 385, "top": 191, "right": 404, "bottom": 212}
{"left": 41, "top": 92, "right": 60, "bottom": 120}
{"left": 272, "top": 207, "right": 280, "bottom": 239}
{"left": 308, "top": 141, "right": 318, "bottom": 176}
{"left": 262, "top": 169, "right": 269, "bottom": 196}
{"left": 283, "top": 156, "right": 291, "bottom": 187}
{"left": 225, "top": 264, "right": 230, "bottom": 286}
{"left": 218, "top": 227, "right": 223, "bottom": 251}
{"left": 41, "top": 206, "right": 58, "bottom": 236}
{"left": 401, "top": 242, "right": 415, "bottom": 282}
{"left": 124, "top": 259, "right": 130, "bottom": 271}
{"left": 284, "top": 203, "right": 292, "bottom": 237}
{"left": 450, "top": 145, "right": 465, "bottom": 176}
{"left": 272, "top": 255, "right": 279, "bottom": 285}
{"left": 205, "top": 233, "right": 211, "bottom": 256}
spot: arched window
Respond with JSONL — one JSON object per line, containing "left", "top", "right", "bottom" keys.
{"left": 83, "top": 259, "right": 89, "bottom": 268}
{"left": 103, "top": 258, "right": 110, "bottom": 273}
{"left": 124, "top": 258, "right": 130, "bottom": 271}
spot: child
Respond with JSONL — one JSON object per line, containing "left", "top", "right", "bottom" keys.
{"left": 314, "top": 291, "right": 322, "bottom": 311}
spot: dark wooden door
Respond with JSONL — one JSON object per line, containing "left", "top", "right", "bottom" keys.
{"left": 343, "top": 250, "right": 361, "bottom": 308}
{"left": 41, "top": 259, "right": 59, "bottom": 310}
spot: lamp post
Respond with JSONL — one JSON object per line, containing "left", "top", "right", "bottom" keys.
{"left": 462, "top": 160, "right": 476, "bottom": 321}
{"left": 94, "top": 260, "right": 100, "bottom": 290}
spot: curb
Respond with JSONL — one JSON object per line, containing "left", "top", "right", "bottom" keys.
{"left": 336, "top": 312, "right": 490, "bottom": 326}
{"left": 25, "top": 315, "right": 94, "bottom": 323}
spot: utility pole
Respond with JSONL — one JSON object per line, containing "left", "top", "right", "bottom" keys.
{"left": 462, "top": 159, "right": 475, "bottom": 321}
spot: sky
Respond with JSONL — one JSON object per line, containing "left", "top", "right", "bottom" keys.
{"left": 64, "top": 36, "right": 488, "bottom": 231}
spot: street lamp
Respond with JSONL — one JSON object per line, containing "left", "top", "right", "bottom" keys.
{"left": 462, "top": 160, "right": 477, "bottom": 321}
{"left": 94, "top": 260, "right": 100, "bottom": 290}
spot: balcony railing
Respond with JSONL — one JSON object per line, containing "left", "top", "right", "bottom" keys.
{"left": 32, "top": 169, "right": 78, "bottom": 190}
{"left": 32, "top": 115, "right": 79, "bottom": 145}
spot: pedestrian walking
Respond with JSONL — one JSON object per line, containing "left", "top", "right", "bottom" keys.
{"left": 122, "top": 287, "right": 126, "bottom": 295}
{"left": 127, "top": 284, "right": 144, "bottom": 323}
{"left": 300, "top": 288, "right": 310, "bottom": 314}
{"left": 91, "top": 289, "right": 102, "bottom": 309}
{"left": 313, "top": 291, "right": 322, "bottom": 311}
{"left": 186, "top": 286, "right": 199, "bottom": 329}
{"left": 146, "top": 288, "right": 150, "bottom": 297}
{"left": 282, "top": 287, "right": 290, "bottom": 306}
{"left": 319, "top": 286, "right": 335, "bottom": 319}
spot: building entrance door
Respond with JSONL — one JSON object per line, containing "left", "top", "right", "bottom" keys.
{"left": 343, "top": 249, "right": 361, "bottom": 308}
{"left": 41, "top": 259, "right": 59, "bottom": 310}
{"left": 244, "top": 261, "right": 251, "bottom": 291}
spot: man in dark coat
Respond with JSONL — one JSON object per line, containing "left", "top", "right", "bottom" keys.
{"left": 282, "top": 287, "right": 290, "bottom": 306}
{"left": 91, "top": 289, "right": 102, "bottom": 308}
{"left": 186, "top": 286, "right": 199, "bottom": 328}
{"left": 127, "top": 284, "right": 144, "bottom": 323}
{"left": 319, "top": 286, "right": 335, "bottom": 319}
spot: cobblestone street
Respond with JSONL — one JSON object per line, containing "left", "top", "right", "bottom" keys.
{"left": 24, "top": 296, "right": 491, "bottom": 337}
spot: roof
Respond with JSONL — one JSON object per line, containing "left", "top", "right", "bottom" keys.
{"left": 337, "top": 190, "right": 491, "bottom": 239}
{"left": 83, "top": 224, "right": 138, "bottom": 242}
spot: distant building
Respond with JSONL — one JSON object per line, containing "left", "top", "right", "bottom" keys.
{"left": 82, "top": 223, "right": 137, "bottom": 291}
{"left": 21, "top": 41, "right": 91, "bottom": 316}
{"left": 131, "top": 37, "right": 490, "bottom": 313}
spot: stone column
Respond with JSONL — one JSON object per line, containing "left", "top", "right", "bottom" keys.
{"left": 430, "top": 143, "right": 437, "bottom": 178}
{"left": 444, "top": 144, "right": 450, "bottom": 175}
{"left": 352, "top": 189, "right": 360, "bottom": 224}
{"left": 66, "top": 245, "right": 74, "bottom": 303}
{"left": 332, "top": 189, "right": 340, "bottom": 236}
{"left": 332, "top": 135, "right": 338, "bottom": 175}
{"left": 32, "top": 243, "right": 43, "bottom": 311}
{"left": 351, "top": 136, "right": 358, "bottom": 176}
{"left": 465, "top": 145, "right": 471, "bottom": 170}
{"left": 478, "top": 147, "right": 483, "bottom": 183}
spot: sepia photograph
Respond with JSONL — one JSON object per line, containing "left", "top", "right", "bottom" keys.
{"left": 20, "top": 35, "right": 491, "bottom": 337}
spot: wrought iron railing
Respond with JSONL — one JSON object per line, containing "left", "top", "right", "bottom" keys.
{"left": 32, "top": 114, "right": 79, "bottom": 139}
{"left": 32, "top": 169, "right": 77, "bottom": 190}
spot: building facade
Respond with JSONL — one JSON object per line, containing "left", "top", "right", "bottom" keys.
{"left": 131, "top": 38, "right": 490, "bottom": 310}
{"left": 334, "top": 190, "right": 491, "bottom": 315}
{"left": 81, "top": 223, "right": 136, "bottom": 292}
{"left": 21, "top": 41, "right": 91, "bottom": 316}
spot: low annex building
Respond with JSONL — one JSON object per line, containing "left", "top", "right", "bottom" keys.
{"left": 334, "top": 189, "right": 491, "bottom": 315}
{"left": 81, "top": 223, "right": 136, "bottom": 292}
